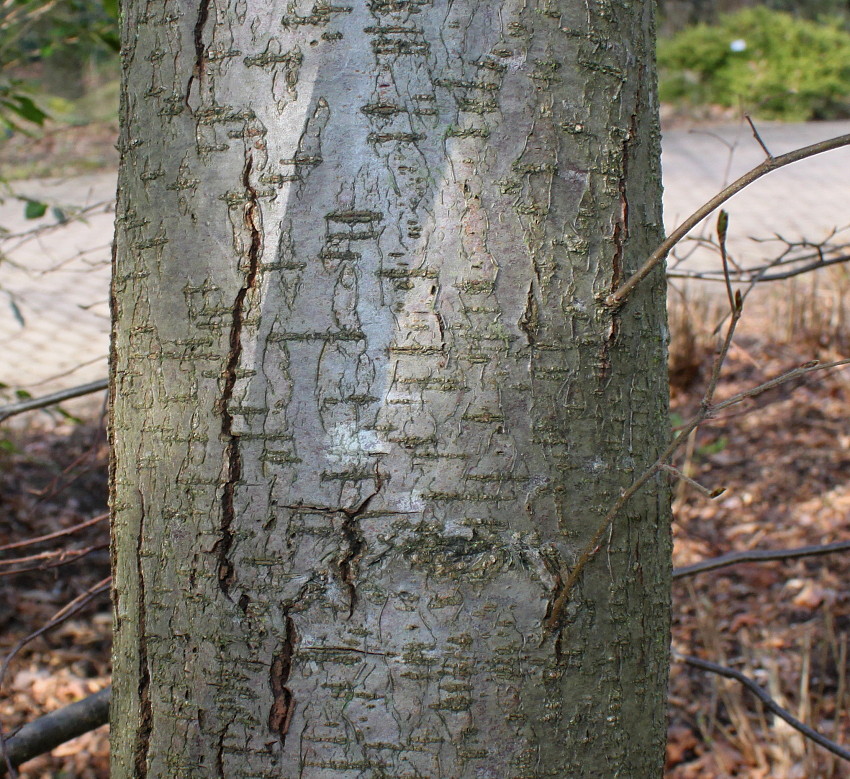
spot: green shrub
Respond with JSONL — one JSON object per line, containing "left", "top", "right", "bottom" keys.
{"left": 658, "top": 7, "right": 850, "bottom": 121}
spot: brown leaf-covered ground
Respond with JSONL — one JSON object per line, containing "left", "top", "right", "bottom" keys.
{"left": 666, "top": 287, "right": 850, "bottom": 778}
{"left": 0, "top": 417, "right": 110, "bottom": 778}
{"left": 1, "top": 299, "right": 850, "bottom": 777}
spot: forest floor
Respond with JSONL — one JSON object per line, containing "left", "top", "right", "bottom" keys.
{"left": 1, "top": 301, "right": 849, "bottom": 777}
{"left": 666, "top": 298, "right": 850, "bottom": 778}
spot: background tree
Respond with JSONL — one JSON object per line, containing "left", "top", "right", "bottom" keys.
{"left": 109, "top": 0, "right": 672, "bottom": 775}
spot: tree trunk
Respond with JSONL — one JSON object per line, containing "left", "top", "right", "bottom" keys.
{"left": 110, "top": 0, "right": 670, "bottom": 776}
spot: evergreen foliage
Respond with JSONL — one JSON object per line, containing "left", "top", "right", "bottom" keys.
{"left": 658, "top": 8, "right": 850, "bottom": 121}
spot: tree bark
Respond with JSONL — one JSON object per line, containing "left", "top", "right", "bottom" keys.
{"left": 111, "top": 0, "right": 670, "bottom": 776}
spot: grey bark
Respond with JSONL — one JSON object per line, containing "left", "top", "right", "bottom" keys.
{"left": 111, "top": 0, "right": 670, "bottom": 776}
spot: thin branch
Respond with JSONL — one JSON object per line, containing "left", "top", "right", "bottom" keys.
{"left": 606, "top": 132, "right": 850, "bottom": 308}
{"left": 0, "top": 201, "right": 113, "bottom": 250}
{"left": 675, "top": 653, "right": 850, "bottom": 763}
{"left": 668, "top": 253, "right": 850, "bottom": 283}
{"left": 0, "top": 687, "right": 110, "bottom": 778}
{"left": 0, "top": 544, "right": 108, "bottom": 577}
{"left": 0, "top": 577, "right": 111, "bottom": 777}
{"left": 668, "top": 230, "right": 850, "bottom": 283}
{"left": 0, "top": 546, "right": 93, "bottom": 568}
{"left": 0, "top": 576, "right": 111, "bottom": 688}
{"left": 543, "top": 306, "right": 850, "bottom": 636}
{"left": 0, "top": 379, "right": 108, "bottom": 423}
{"left": 674, "top": 539, "right": 850, "bottom": 579}
{"left": 663, "top": 464, "right": 724, "bottom": 500}
{"left": 745, "top": 114, "right": 773, "bottom": 159}
{"left": 0, "top": 513, "right": 107, "bottom": 553}
{"left": 713, "top": 359, "right": 850, "bottom": 413}
{"left": 19, "top": 357, "right": 108, "bottom": 389}
{"left": 544, "top": 253, "right": 745, "bottom": 637}
{"left": 670, "top": 229, "right": 848, "bottom": 270}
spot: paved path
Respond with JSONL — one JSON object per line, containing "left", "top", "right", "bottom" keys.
{"left": 662, "top": 119, "right": 850, "bottom": 273}
{"left": 0, "top": 174, "right": 114, "bottom": 406}
{"left": 1, "top": 120, "right": 848, "bottom": 400}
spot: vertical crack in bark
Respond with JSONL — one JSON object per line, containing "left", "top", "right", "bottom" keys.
{"left": 193, "top": 0, "right": 211, "bottom": 73}
{"left": 186, "top": 0, "right": 211, "bottom": 103}
{"left": 338, "top": 470, "right": 383, "bottom": 617}
{"left": 338, "top": 513, "right": 367, "bottom": 618}
{"left": 215, "top": 728, "right": 226, "bottom": 777}
{"left": 269, "top": 616, "right": 298, "bottom": 747}
{"left": 216, "top": 153, "right": 262, "bottom": 598}
{"left": 518, "top": 281, "right": 538, "bottom": 347}
{"left": 600, "top": 114, "right": 636, "bottom": 381}
{"left": 134, "top": 490, "right": 151, "bottom": 778}
{"left": 613, "top": 109, "right": 638, "bottom": 285}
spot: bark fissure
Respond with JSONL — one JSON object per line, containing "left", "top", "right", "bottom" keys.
{"left": 337, "top": 471, "right": 384, "bottom": 617}
{"left": 216, "top": 153, "right": 262, "bottom": 597}
{"left": 215, "top": 728, "right": 226, "bottom": 778}
{"left": 599, "top": 112, "right": 636, "bottom": 383}
{"left": 518, "top": 282, "right": 538, "bottom": 346}
{"left": 611, "top": 106, "right": 638, "bottom": 293}
{"left": 134, "top": 490, "right": 151, "bottom": 779}
{"left": 268, "top": 616, "right": 298, "bottom": 748}
{"left": 186, "top": 0, "right": 211, "bottom": 102}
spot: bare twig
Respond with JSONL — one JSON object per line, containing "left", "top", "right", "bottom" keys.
{"left": 668, "top": 253, "right": 850, "bottom": 283}
{"left": 0, "top": 577, "right": 111, "bottom": 777}
{"left": 20, "top": 357, "right": 108, "bottom": 389}
{"left": 606, "top": 132, "right": 850, "bottom": 308}
{"left": 668, "top": 228, "right": 850, "bottom": 284}
{"left": 0, "top": 201, "right": 113, "bottom": 252}
{"left": 717, "top": 210, "right": 736, "bottom": 315}
{"left": 675, "top": 653, "right": 850, "bottom": 763}
{"left": 0, "top": 543, "right": 108, "bottom": 577}
{"left": 663, "top": 464, "right": 724, "bottom": 500}
{"left": 0, "top": 379, "right": 108, "bottom": 423}
{"left": 0, "top": 513, "right": 107, "bottom": 553}
{"left": 544, "top": 238, "right": 746, "bottom": 637}
{"left": 0, "top": 686, "right": 110, "bottom": 778}
{"left": 0, "top": 576, "right": 111, "bottom": 689}
{"left": 745, "top": 114, "right": 773, "bottom": 160}
{"left": 713, "top": 358, "right": 850, "bottom": 413}
{"left": 673, "top": 539, "right": 850, "bottom": 579}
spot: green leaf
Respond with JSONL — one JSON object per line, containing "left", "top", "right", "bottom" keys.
{"left": 56, "top": 406, "right": 83, "bottom": 425}
{"left": 10, "top": 96, "right": 47, "bottom": 126}
{"left": 698, "top": 436, "right": 729, "bottom": 457}
{"left": 0, "top": 439, "right": 19, "bottom": 454}
{"left": 14, "top": 389, "right": 32, "bottom": 400}
{"left": 52, "top": 206, "right": 67, "bottom": 223}
{"left": 24, "top": 199, "right": 47, "bottom": 219}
